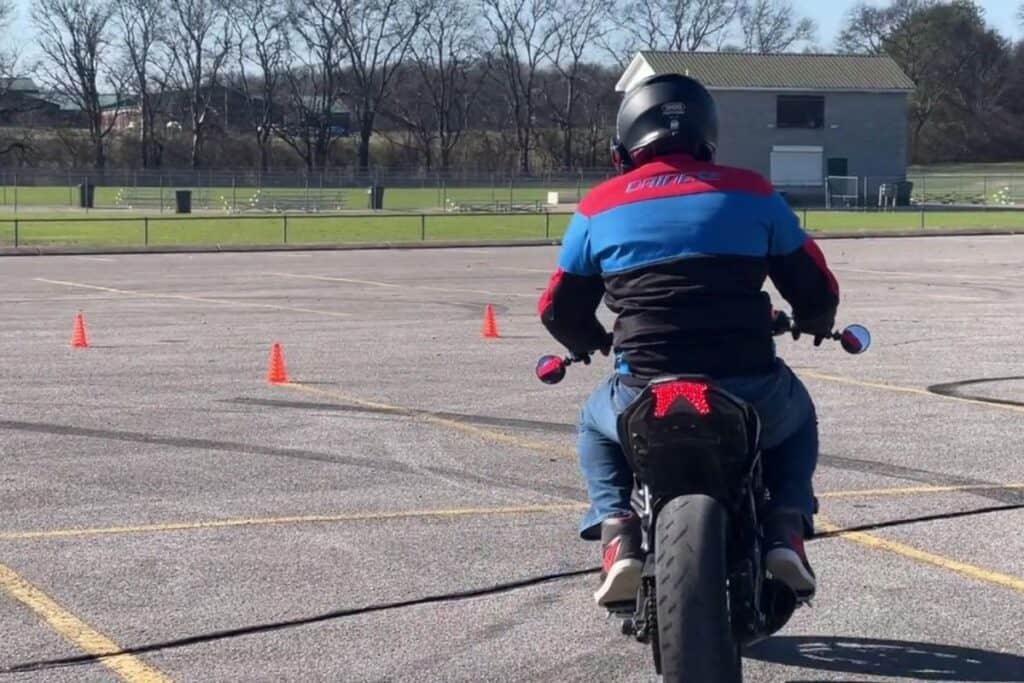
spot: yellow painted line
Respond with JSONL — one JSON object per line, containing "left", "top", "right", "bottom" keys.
{"left": 818, "top": 518, "right": 1024, "bottom": 595}
{"left": 833, "top": 265, "right": 1018, "bottom": 285}
{"left": 283, "top": 382, "right": 573, "bottom": 458}
{"left": 494, "top": 266, "right": 553, "bottom": 274}
{"left": 286, "top": 383, "right": 1024, "bottom": 500}
{"left": 801, "top": 370, "right": 1024, "bottom": 416}
{"left": 0, "top": 504, "right": 586, "bottom": 541}
{"left": 281, "top": 382, "right": 1024, "bottom": 594}
{"left": 266, "top": 271, "right": 538, "bottom": 299}
{"left": 819, "top": 483, "right": 1024, "bottom": 499}
{"left": 0, "top": 562, "right": 170, "bottom": 682}
{"left": 34, "top": 278, "right": 350, "bottom": 318}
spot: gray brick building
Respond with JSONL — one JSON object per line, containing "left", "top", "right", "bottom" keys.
{"left": 616, "top": 52, "right": 915, "bottom": 205}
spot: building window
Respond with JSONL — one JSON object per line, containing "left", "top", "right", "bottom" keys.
{"left": 777, "top": 95, "right": 825, "bottom": 129}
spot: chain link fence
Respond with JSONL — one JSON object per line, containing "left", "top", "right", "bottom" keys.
{"left": 0, "top": 168, "right": 616, "bottom": 213}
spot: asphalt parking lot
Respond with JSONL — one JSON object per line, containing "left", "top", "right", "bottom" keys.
{"left": 1, "top": 235, "right": 1023, "bottom": 682}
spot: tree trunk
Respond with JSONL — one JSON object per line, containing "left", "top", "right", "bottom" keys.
{"left": 357, "top": 111, "right": 374, "bottom": 171}
{"left": 314, "top": 132, "right": 328, "bottom": 170}
{"left": 440, "top": 142, "right": 451, "bottom": 174}
{"left": 94, "top": 137, "right": 105, "bottom": 170}
{"left": 259, "top": 134, "right": 270, "bottom": 173}
{"left": 563, "top": 125, "right": 573, "bottom": 170}
{"left": 191, "top": 129, "right": 202, "bottom": 169}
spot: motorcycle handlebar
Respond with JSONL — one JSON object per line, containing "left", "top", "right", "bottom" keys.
{"left": 535, "top": 313, "right": 871, "bottom": 385}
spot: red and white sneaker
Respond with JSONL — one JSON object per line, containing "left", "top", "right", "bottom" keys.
{"left": 593, "top": 512, "right": 644, "bottom": 607}
{"left": 764, "top": 510, "right": 817, "bottom": 601}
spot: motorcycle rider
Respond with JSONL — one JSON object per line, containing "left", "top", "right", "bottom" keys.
{"left": 538, "top": 74, "right": 839, "bottom": 607}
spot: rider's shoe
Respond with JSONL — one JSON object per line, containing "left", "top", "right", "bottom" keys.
{"left": 594, "top": 512, "right": 643, "bottom": 607}
{"left": 764, "top": 509, "right": 817, "bottom": 601}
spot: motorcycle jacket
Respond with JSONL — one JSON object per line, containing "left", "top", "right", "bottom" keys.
{"left": 539, "top": 154, "right": 839, "bottom": 382}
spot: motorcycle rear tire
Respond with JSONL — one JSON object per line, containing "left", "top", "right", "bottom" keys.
{"left": 655, "top": 494, "right": 741, "bottom": 683}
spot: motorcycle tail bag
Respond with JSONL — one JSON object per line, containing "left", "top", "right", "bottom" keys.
{"left": 616, "top": 376, "right": 759, "bottom": 500}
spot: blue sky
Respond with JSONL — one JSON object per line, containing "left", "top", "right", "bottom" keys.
{"left": 4, "top": 0, "right": 1022, "bottom": 55}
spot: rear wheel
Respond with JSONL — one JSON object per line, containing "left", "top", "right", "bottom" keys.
{"left": 654, "top": 494, "right": 740, "bottom": 683}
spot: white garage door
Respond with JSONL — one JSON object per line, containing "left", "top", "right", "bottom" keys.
{"left": 770, "top": 146, "right": 824, "bottom": 187}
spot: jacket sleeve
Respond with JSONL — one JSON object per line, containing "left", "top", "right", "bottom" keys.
{"left": 538, "top": 212, "right": 609, "bottom": 355}
{"left": 765, "top": 193, "right": 840, "bottom": 320}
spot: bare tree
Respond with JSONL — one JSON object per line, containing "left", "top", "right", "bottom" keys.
{"left": 280, "top": 0, "right": 347, "bottom": 171}
{"left": 234, "top": 0, "right": 289, "bottom": 173}
{"left": 336, "top": 0, "right": 429, "bottom": 171}
{"left": 836, "top": 0, "right": 929, "bottom": 54}
{"left": 737, "top": 0, "right": 815, "bottom": 53}
{"left": 482, "top": 0, "right": 558, "bottom": 174}
{"left": 386, "top": 0, "right": 483, "bottom": 171}
{"left": 32, "top": 0, "right": 121, "bottom": 169}
{"left": 164, "top": 0, "right": 233, "bottom": 169}
{"left": 0, "top": 0, "right": 34, "bottom": 160}
{"left": 114, "top": 0, "right": 165, "bottom": 168}
{"left": 0, "top": 0, "right": 14, "bottom": 80}
{"left": 543, "top": 0, "right": 611, "bottom": 169}
{"left": 601, "top": 0, "right": 739, "bottom": 67}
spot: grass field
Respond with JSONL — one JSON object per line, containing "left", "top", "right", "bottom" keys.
{"left": 1, "top": 209, "right": 1022, "bottom": 248}
{"left": 0, "top": 212, "right": 574, "bottom": 247}
{"left": 3, "top": 162, "right": 1024, "bottom": 211}
{"left": 0, "top": 183, "right": 589, "bottom": 211}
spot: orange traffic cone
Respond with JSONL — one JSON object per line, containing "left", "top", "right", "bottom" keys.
{"left": 482, "top": 304, "right": 500, "bottom": 339}
{"left": 70, "top": 312, "right": 89, "bottom": 348}
{"left": 266, "top": 343, "right": 288, "bottom": 384}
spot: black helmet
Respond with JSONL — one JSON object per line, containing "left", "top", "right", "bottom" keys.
{"left": 612, "top": 73, "right": 719, "bottom": 173}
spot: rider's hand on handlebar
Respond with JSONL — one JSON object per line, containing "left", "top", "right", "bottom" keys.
{"left": 793, "top": 309, "right": 836, "bottom": 347}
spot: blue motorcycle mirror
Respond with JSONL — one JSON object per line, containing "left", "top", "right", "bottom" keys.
{"left": 840, "top": 325, "right": 871, "bottom": 354}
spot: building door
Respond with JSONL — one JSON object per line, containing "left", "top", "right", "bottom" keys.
{"left": 770, "top": 146, "right": 824, "bottom": 186}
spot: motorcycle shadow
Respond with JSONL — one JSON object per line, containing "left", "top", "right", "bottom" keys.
{"left": 746, "top": 635, "right": 1024, "bottom": 681}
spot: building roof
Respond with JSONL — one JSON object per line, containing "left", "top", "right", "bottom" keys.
{"left": 1, "top": 77, "right": 40, "bottom": 93}
{"left": 616, "top": 51, "right": 916, "bottom": 93}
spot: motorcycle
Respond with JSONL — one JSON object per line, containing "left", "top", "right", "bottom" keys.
{"left": 535, "top": 313, "right": 871, "bottom": 682}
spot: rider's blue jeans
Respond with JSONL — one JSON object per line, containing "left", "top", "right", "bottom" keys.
{"left": 577, "top": 359, "right": 818, "bottom": 540}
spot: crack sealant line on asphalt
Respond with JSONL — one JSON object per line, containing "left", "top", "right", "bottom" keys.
{"left": 801, "top": 370, "right": 1024, "bottom": 416}
{"left": 279, "top": 381, "right": 1024, "bottom": 597}
{"left": 33, "top": 278, "right": 351, "bottom": 318}
{"left": 264, "top": 271, "right": 540, "bottom": 299}
{"left": 0, "top": 504, "right": 588, "bottom": 542}
{"left": 0, "top": 562, "right": 171, "bottom": 682}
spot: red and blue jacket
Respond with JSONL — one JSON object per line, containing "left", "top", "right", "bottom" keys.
{"left": 538, "top": 154, "right": 839, "bottom": 381}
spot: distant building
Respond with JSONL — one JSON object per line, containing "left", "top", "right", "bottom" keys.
{"left": 616, "top": 51, "right": 916, "bottom": 204}
{"left": 0, "top": 78, "right": 61, "bottom": 126}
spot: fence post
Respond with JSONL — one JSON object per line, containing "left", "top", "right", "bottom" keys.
{"left": 983, "top": 175, "right": 988, "bottom": 205}
{"left": 283, "top": 214, "right": 288, "bottom": 244}
{"left": 144, "top": 216, "right": 149, "bottom": 245}
{"left": 232, "top": 176, "right": 237, "bottom": 212}
{"left": 920, "top": 203, "right": 925, "bottom": 230}
{"left": 545, "top": 211, "right": 550, "bottom": 239}
{"left": 420, "top": 214, "right": 426, "bottom": 240}
{"left": 13, "top": 218, "right": 18, "bottom": 247}
{"left": 13, "top": 174, "right": 17, "bottom": 213}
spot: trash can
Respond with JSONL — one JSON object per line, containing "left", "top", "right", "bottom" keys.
{"left": 175, "top": 190, "right": 192, "bottom": 214}
{"left": 367, "top": 185, "right": 384, "bottom": 210}
{"left": 77, "top": 183, "right": 95, "bottom": 208}
{"left": 895, "top": 181, "right": 914, "bottom": 206}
